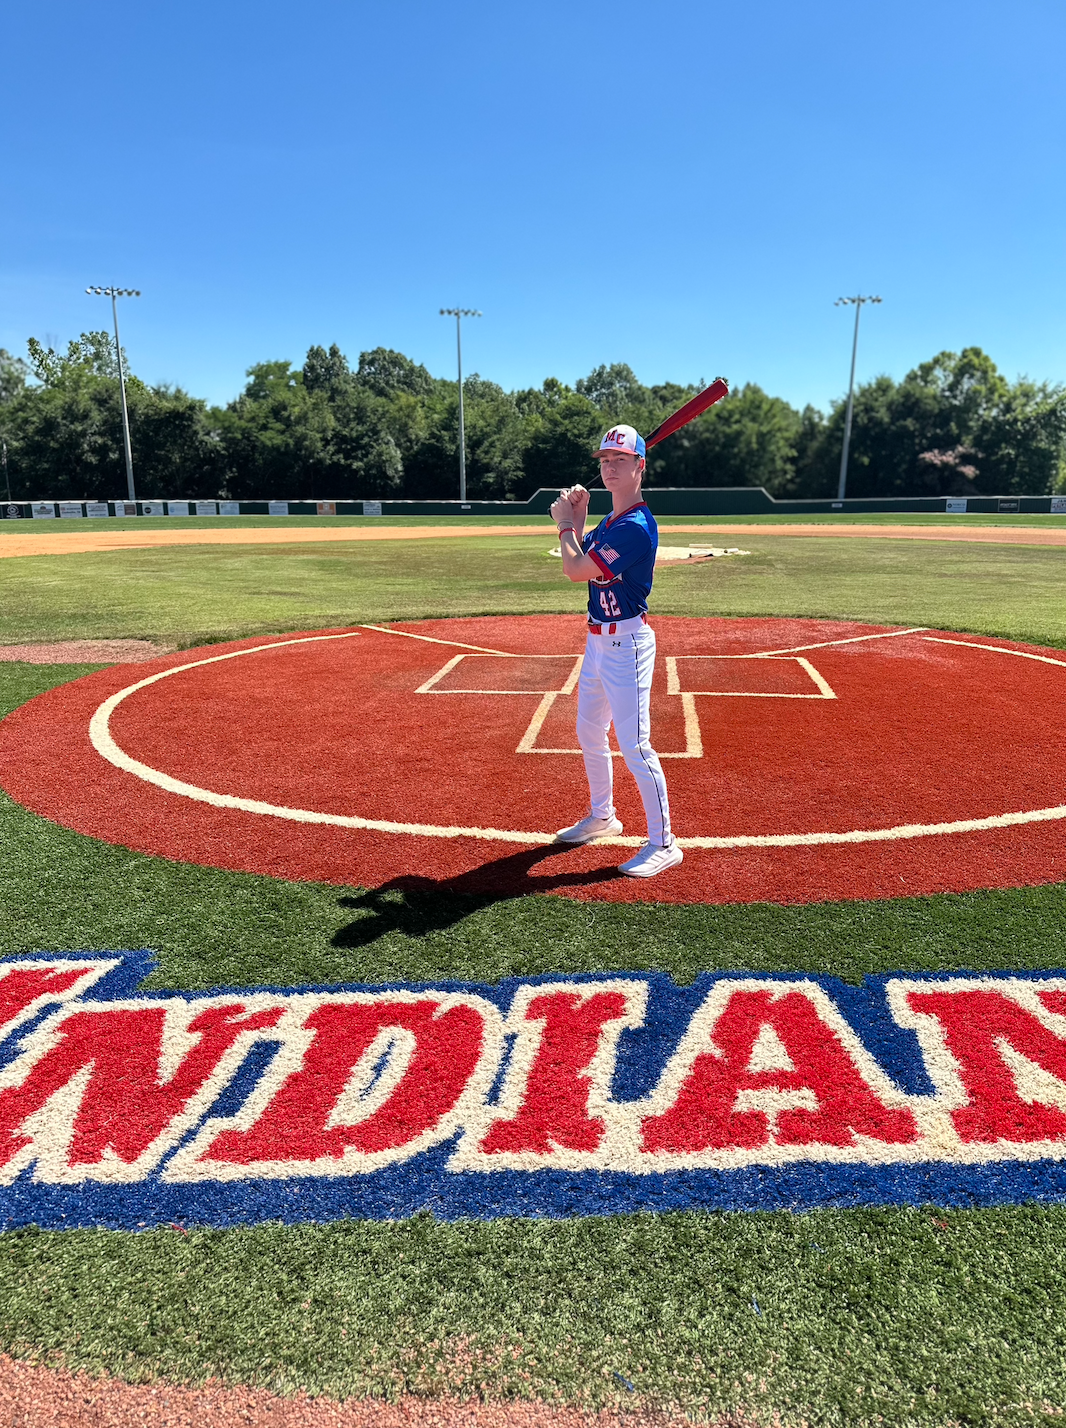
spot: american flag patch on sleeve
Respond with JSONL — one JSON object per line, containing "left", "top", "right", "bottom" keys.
{"left": 599, "top": 545, "right": 620, "bottom": 564}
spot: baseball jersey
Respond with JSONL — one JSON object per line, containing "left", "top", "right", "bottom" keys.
{"left": 582, "top": 502, "right": 658, "bottom": 623}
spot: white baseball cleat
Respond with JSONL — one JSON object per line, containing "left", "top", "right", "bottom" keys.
{"left": 554, "top": 812, "right": 623, "bottom": 844}
{"left": 618, "top": 841, "right": 685, "bottom": 878}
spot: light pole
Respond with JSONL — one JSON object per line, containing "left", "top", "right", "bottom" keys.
{"left": 440, "top": 308, "right": 481, "bottom": 502}
{"left": 834, "top": 294, "right": 881, "bottom": 502}
{"left": 86, "top": 285, "right": 141, "bottom": 503}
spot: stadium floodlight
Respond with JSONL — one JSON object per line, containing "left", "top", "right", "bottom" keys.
{"left": 85, "top": 285, "right": 142, "bottom": 502}
{"left": 834, "top": 295, "right": 882, "bottom": 502}
{"left": 440, "top": 308, "right": 482, "bottom": 503}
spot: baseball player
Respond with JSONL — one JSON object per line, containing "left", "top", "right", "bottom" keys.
{"left": 549, "top": 424, "right": 683, "bottom": 878}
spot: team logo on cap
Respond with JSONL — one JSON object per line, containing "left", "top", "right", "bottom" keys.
{"left": 597, "top": 425, "right": 646, "bottom": 459}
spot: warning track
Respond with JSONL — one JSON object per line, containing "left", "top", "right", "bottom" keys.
{"left": 2, "top": 614, "right": 1065, "bottom": 905}
{"left": 1, "top": 521, "right": 1065, "bottom": 559}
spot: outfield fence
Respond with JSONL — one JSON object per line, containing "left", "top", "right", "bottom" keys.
{"left": 3, "top": 490, "right": 1065, "bottom": 521}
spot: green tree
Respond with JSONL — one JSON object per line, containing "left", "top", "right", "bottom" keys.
{"left": 2, "top": 333, "right": 226, "bottom": 500}
{"left": 650, "top": 384, "right": 802, "bottom": 493}
{"left": 787, "top": 349, "right": 1066, "bottom": 498}
{"left": 0, "top": 350, "right": 29, "bottom": 405}
{"left": 519, "top": 382, "right": 603, "bottom": 495}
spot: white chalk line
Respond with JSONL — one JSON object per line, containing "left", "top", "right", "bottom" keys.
{"left": 923, "top": 636, "right": 1066, "bottom": 669}
{"left": 87, "top": 627, "right": 1066, "bottom": 851}
{"left": 750, "top": 626, "right": 929, "bottom": 657}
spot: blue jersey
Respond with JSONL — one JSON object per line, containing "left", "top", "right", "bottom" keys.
{"left": 582, "top": 502, "right": 658, "bottom": 623}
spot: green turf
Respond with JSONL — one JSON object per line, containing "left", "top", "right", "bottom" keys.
{"left": 3, "top": 521, "right": 1066, "bottom": 1425}
{"left": 3, "top": 662, "right": 1066, "bottom": 1423}
{"left": 2, "top": 531, "right": 1065, "bottom": 650}
{"left": 3, "top": 1207, "right": 1065, "bottom": 1425}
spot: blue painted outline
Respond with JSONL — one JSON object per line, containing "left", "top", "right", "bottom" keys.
{"left": 1, "top": 951, "right": 1066, "bottom": 1230}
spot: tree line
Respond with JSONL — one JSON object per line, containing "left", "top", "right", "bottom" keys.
{"left": 1, "top": 334, "right": 1063, "bottom": 502}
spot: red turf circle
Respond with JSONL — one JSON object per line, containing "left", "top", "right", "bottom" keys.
{"left": 1, "top": 615, "right": 1065, "bottom": 905}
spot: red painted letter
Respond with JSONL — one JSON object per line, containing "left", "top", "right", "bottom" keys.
{"left": 0, "top": 1001, "right": 281, "bottom": 1177}
{"left": 642, "top": 987, "right": 916, "bottom": 1154}
{"left": 908, "top": 988, "right": 1066, "bottom": 1143}
{"left": 203, "top": 996, "right": 485, "bottom": 1166}
{"left": 479, "top": 989, "right": 629, "bottom": 1156}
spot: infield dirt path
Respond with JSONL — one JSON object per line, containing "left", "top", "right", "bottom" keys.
{"left": 0, "top": 1356, "right": 706, "bottom": 1428}
{"left": 1, "top": 521, "right": 1065, "bottom": 559}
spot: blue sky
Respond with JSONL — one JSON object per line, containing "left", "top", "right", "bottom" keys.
{"left": 3, "top": 0, "right": 1063, "bottom": 411}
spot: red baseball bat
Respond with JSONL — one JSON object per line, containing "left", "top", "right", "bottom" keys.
{"left": 583, "top": 377, "right": 730, "bottom": 490}
{"left": 644, "top": 377, "right": 729, "bottom": 449}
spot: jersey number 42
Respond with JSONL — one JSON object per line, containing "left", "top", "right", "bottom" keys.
{"left": 598, "top": 587, "right": 622, "bottom": 618}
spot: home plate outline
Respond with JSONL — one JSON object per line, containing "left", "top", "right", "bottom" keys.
{"left": 4, "top": 613, "right": 1066, "bottom": 906}
{"left": 86, "top": 622, "right": 1066, "bottom": 849}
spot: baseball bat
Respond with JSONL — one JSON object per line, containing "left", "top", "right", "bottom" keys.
{"left": 585, "top": 377, "right": 730, "bottom": 488}
{"left": 644, "top": 376, "right": 729, "bottom": 448}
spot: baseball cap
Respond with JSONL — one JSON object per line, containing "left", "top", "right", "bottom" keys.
{"left": 594, "top": 424, "right": 646, "bottom": 459}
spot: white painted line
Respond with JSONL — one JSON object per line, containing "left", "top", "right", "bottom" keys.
{"left": 86, "top": 627, "right": 1066, "bottom": 853}
{"left": 668, "top": 654, "right": 836, "bottom": 698}
{"left": 560, "top": 654, "right": 584, "bottom": 695}
{"left": 515, "top": 655, "right": 586, "bottom": 754}
{"left": 516, "top": 693, "right": 564, "bottom": 755}
{"left": 679, "top": 692, "right": 703, "bottom": 759}
{"left": 414, "top": 654, "right": 466, "bottom": 694}
{"left": 796, "top": 657, "right": 837, "bottom": 700}
{"left": 357, "top": 624, "right": 513, "bottom": 655}
{"left": 923, "top": 637, "right": 1066, "bottom": 669}
{"left": 751, "top": 626, "right": 929, "bottom": 657}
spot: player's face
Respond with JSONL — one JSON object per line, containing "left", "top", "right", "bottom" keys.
{"left": 597, "top": 452, "right": 644, "bottom": 497}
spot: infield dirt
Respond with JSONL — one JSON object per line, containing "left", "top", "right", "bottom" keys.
{"left": 2, "top": 520, "right": 1066, "bottom": 560}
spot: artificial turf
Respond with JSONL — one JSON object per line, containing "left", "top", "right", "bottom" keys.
{"left": 3, "top": 661, "right": 1066, "bottom": 1424}
{"left": 4, "top": 1207, "right": 1066, "bottom": 1425}
{"left": 2, "top": 533, "right": 1066, "bottom": 1425}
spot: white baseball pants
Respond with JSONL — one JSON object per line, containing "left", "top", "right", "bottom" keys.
{"left": 576, "top": 623, "right": 673, "bottom": 846}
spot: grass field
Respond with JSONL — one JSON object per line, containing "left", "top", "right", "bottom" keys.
{"left": 2, "top": 530, "right": 1065, "bottom": 649}
{"left": 2, "top": 533, "right": 1066, "bottom": 1424}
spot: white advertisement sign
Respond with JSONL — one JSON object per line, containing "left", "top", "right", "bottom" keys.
{"left": 85, "top": 502, "right": 110, "bottom": 518}
{"left": 268, "top": 501, "right": 289, "bottom": 516}
{"left": 140, "top": 501, "right": 165, "bottom": 517}
{"left": 195, "top": 501, "right": 218, "bottom": 516}
{"left": 362, "top": 500, "right": 383, "bottom": 516}
{"left": 31, "top": 503, "right": 56, "bottom": 519}
{"left": 945, "top": 498, "right": 967, "bottom": 513}
{"left": 58, "top": 503, "right": 84, "bottom": 518}
{"left": 167, "top": 501, "right": 190, "bottom": 517}
{"left": 219, "top": 501, "right": 240, "bottom": 516}
{"left": 1051, "top": 497, "right": 1066, "bottom": 514}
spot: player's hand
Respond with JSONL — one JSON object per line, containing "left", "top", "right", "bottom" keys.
{"left": 550, "top": 494, "right": 575, "bottom": 526}
{"left": 565, "top": 485, "right": 591, "bottom": 517}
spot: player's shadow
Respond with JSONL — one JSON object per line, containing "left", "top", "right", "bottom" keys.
{"left": 331, "top": 843, "right": 621, "bottom": 949}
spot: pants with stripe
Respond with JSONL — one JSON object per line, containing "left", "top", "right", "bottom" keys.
{"left": 576, "top": 624, "right": 672, "bottom": 846}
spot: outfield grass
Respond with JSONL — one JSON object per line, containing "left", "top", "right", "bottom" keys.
{"left": 3, "top": 662, "right": 1066, "bottom": 1424}
{"left": 1, "top": 531, "right": 1065, "bottom": 649}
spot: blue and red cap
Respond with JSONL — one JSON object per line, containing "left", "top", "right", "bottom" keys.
{"left": 595, "top": 424, "right": 646, "bottom": 460}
